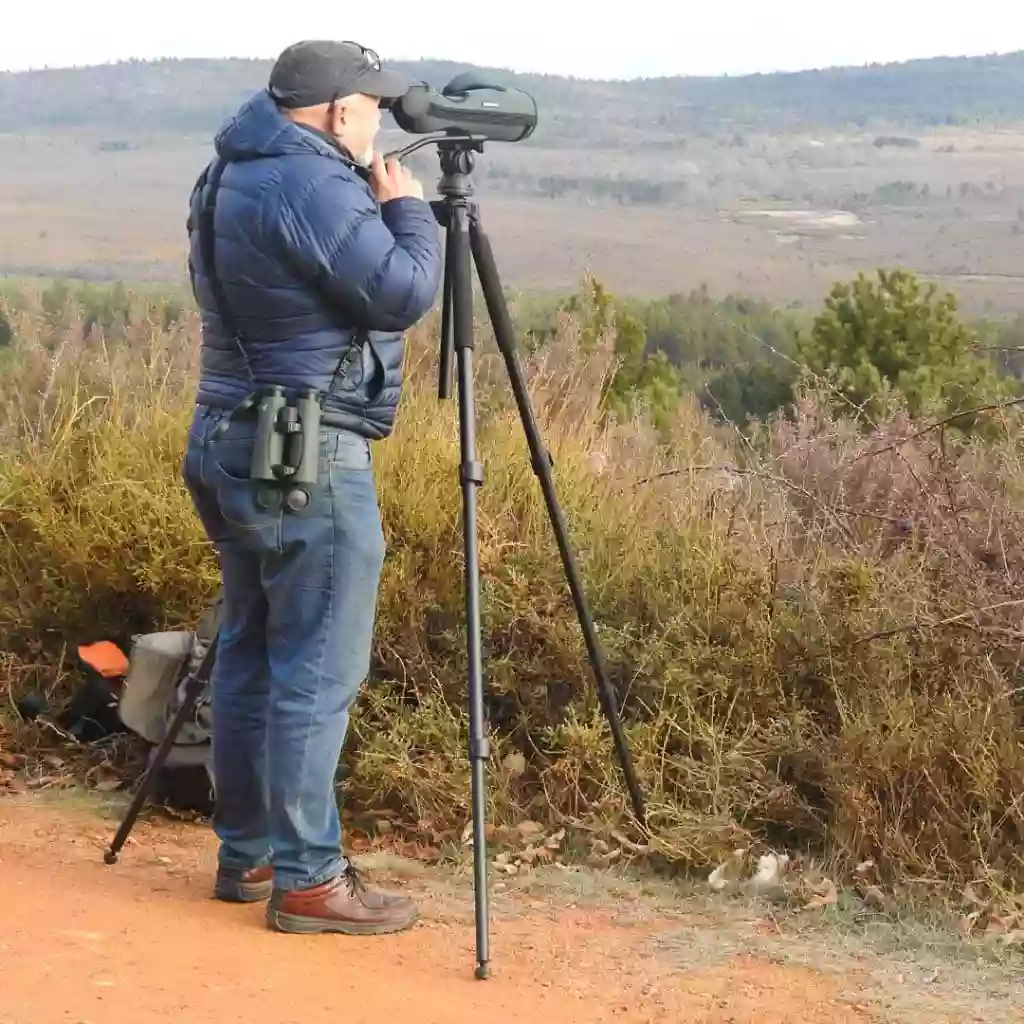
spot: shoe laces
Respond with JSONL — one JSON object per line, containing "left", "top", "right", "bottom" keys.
{"left": 343, "top": 863, "right": 366, "bottom": 894}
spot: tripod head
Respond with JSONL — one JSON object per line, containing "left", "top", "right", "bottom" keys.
{"left": 384, "top": 132, "right": 486, "bottom": 207}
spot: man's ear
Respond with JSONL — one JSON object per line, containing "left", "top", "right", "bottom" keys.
{"left": 327, "top": 98, "right": 344, "bottom": 132}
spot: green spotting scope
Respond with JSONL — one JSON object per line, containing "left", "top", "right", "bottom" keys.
{"left": 390, "top": 73, "right": 538, "bottom": 143}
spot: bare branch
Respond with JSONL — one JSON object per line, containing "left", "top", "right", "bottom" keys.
{"left": 855, "top": 397, "right": 1024, "bottom": 461}
{"left": 852, "top": 599, "right": 1024, "bottom": 646}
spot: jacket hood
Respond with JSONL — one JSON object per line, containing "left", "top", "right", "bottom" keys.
{"left": 214, "top": 89, "right": 353, "bottom": 164}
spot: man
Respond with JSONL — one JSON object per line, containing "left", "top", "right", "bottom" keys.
{"left": 182, "top": 40, "right": 442, "bottom": 936}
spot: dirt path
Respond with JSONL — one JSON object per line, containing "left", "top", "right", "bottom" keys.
{"left": 0, "top": 793, "right": 1017, "bottom": 1024}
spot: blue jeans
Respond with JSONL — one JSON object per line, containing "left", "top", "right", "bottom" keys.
{"left": 182, "top": 404, "right": 386, "bottom": 892}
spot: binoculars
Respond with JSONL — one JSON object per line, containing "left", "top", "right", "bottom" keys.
{"left": 250, "top": 386, "right": 322, "bottom": 514}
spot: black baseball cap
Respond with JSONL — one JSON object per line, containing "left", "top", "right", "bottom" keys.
{"left": 268, "top": 40, "right": 411, "bottom": 109}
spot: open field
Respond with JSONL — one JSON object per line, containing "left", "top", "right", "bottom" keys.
{"left": 3, "top": 52, "right": 1024, "bottom": 313}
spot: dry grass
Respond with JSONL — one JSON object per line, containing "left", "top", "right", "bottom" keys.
{"left": 1, "top": 283, "right": 1023, "bottom": 923}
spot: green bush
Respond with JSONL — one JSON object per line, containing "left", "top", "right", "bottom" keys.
{"left": 799, "top": 268, "right": 1018, "bottom": 429}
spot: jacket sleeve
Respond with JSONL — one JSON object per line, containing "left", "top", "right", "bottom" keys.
{"left": 276, "top": 170, "right": 443, "bottom": 333}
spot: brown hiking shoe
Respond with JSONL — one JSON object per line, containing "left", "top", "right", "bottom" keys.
{"left": 214, "top": 865, "right": 274, "bottom": 903}
{"left": 266, "top": 866, "right": 419, "bottom": 936}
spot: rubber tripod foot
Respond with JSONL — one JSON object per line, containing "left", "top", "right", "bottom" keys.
{"left": 104, "top": 851, "right": 118, "bottom": 865}
{"left": 475, "top": 962, "right": 490, "bottom": 980}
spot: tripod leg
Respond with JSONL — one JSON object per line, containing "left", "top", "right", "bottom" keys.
{"left": 450, "top": 201, "right": 492, "bottom": 980}
{"left": 438, "top": 229, "right": 456, "bottom": 401}
{"left": 467, "top": 211, "right": 647, "bottom": 828}
{"left": 104, "top": 634, "right": 218, "bottom": 864}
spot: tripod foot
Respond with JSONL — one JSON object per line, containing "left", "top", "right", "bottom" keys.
{"left": 475, "top": 962, "right": 490, "bottom": 981}
{"left": 104, "top": 850, "right": 119, "bottom": 865}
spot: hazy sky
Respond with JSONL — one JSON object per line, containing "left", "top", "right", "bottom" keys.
{"left": 3, "top": 1, "right": 1024, "bottom": 79}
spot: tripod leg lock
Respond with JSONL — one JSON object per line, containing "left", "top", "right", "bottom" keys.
{"left": 469, "top": 737, "right": 491, "bottom": 760}
{"left": 461, "top": 460, "right": 484, "bottom": 486}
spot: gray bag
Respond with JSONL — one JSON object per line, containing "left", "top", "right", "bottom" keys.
{"left": 119, "top": 599, "right": 221, "bottom": 812}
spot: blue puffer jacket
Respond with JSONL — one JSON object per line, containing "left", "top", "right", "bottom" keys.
{"left": 186, "top": 89, "right": 443, "bottom": 440}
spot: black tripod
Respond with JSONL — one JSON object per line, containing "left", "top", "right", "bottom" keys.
{"left": 103, "top": 134, "right": 647, "bottom": 982}
{"left": 422, "top": 135, "right": 647, "bottom": 980}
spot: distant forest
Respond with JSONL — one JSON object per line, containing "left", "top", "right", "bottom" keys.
{"left": 2, "top": 51, "right": 1024, "bottom": 143}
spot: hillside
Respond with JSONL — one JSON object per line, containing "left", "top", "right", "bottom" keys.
{"left": 3, "top": 51, "right": 1024, "bottom": 138}
{"left": 2, "top": 51, "right": 1024, "bottom": 312}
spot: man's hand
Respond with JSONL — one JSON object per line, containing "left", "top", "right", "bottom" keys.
{"left": 370, "top": 154, "right": 425, "bottom": 203}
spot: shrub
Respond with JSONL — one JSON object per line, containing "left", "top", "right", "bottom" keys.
{"left": 1, "top": 284, "right": 1023, "bottom": 895}
{"left": 798, "top": 269, "right": 1018, "bottom": 430}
